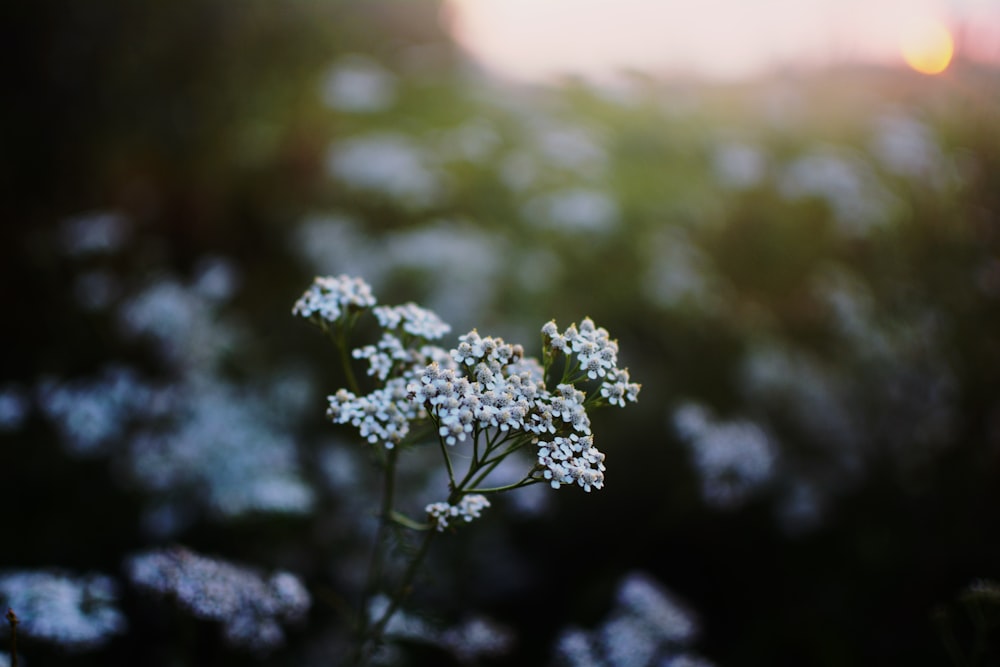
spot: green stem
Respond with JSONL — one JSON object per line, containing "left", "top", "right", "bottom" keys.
{"left": 933, "top": 607, "right": 969, "bottom": 667}
{"left": 336, "top": 327, "right": 362, "bottom": 396}
{"left": 469, "top": 438, "right": 530, "bottom": 489}
{"left": 435, "top": 419, "right": 457, "bottom": 491}
{"left": 390, "top": 510, "right": 431, "bottom": 531}
{"left": 6, "top": 608, "right": 17, "bottom": 667}
{"left": 352, "top": 447, "right": 399, "bottom": 663}
{"left": 465, "top": 476, "right": 538, "bottom": 495}
{"left": 357, "top": 530, "right": 437, "bottom": 664}
{"left": 451, "top": 443, "right": 490, "bottom": 503}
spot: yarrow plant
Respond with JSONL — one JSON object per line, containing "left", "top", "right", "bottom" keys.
{"left": 293, "top": 274, "right": 640, "bottom": 664}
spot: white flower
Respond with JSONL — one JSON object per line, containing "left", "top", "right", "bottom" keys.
{"left": 127, "top": 547, "right": 309, "bottom": 652}
{"left": 326, "top": 132, "right": 442, "bottom": 207}
{"left": 0, "top": 570, "right": 126, "bottom": 651}
{"left": 320, "top": 54, "right": 396, "bottom": 113}
{"left": 292, "top": 275, "right": 376, "bottom": 323}
{"left": 672, "top": 402, "right": 777, "bottom": 509}
{"left": 536, "top": 433, "right": 606, "bottom": 492}
{"left": 426, "top": 494, "right": 491, "bottom": 531}
{"left": 328, "top": 377, "right": 427, "bottom": 448}
{"left": 600, "top": 368, "right": 641, "bottom": 407}
{"left": 373, "top": 303, "right": 451, "bottom": 340}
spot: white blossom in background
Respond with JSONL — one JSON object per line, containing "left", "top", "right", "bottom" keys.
{"left": 326, "top": 132, "right": 443, "bottom": 207}
{"left": 711, "top": 139, "right": 766, "bottom": 190}
{"left": 37, "top": 365, "right": 159, "bottom": 456}
{"left": 128, "top": 380, "right": 315, "bottom": 523}
{"left": 321, "top": 54, "right": 397, "bottom": 113}
{"left": 292, "top": 213, "right": 384, "bottom": 280}
{"left": 365, "top": 596, "right": 515, "bottom": 664}
{"left": 812, "top": 267, "right": 958, "bottom": 454}
{"left": 555, "top": 629, "right": 605, "bottom": 667}
{"left": 319, "top": 441, "right": 366, "bottom": 491}
{"left": 0, "top": 385, "right": 29, "bottom": 431}
{"left": 192, "top": 256, "right": 241, "bottom": 302}
{"left": 666, "top": 656, "right": 716, "bottom": 667}
{"left": 127, "top": 547, "right": 310, "bottom": 653}
{"left": 39, "top": 256, "right": 315, "bottom": 530}
{"left": 615, "top": 572, "right": 698, "bottom": 644}
{"left": 439, "top": 118, "right": 501, "bottom": 163}
{"left": 774, "top": 478, "right": 827, "bottom": 537}
{"left": 812, "top": 267, "right": 892, "bottom": 360}
{"left": 118, "top": 277, "right": 242, "bottom": 372}
{"left": 524, "top": 187, "right": 621, "bottom": 234}
{"left": 739, "top": 343, "right": 863, "bottom": 463}
{"left": 551, "top": 572, "right": 706, "bottom": 667}
{"left": 642, "top": 228, "right": 722, "bottom": 313}
{"left": 294, "top": 216, "right": 504, "bottom": 328}
{"left": 870, "top": 111, "right": 948, "bottom": 183}
{"left": 513, "top": 246, "right": 563, "bottom": 295}
{"left": 745, "top": 262, "right": 957, "bottom": 474}
{"left": 672, "top": 402, "right": 777, "bottom": 510}
{"left": 58, "top": 211, "right": 129, "bottom": 256}
{"left": 499, "top": 150, "right": 541, "bottom": 192}
{"left": 366, "top": 594, "right": 438, "bottom": 643}
{"left": 777, "top": 149, "right": 896, "bottom": 237}
{"left": 72, "top": 269, "right": 121, "bottom": 311}
{"left": 0, "top": 570, "right": 126, "bottom": 651}
{"left": 382, "top": 221, "right": 504, "bottom": 328}
{"left": 440, "top": 615, "right": 517, "bottom": 664}
{"left": 533, "top": 122, "right": 608, "bottom": 179}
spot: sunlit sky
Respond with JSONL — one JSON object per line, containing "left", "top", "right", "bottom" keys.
{"left": 443, "top": 0, "right": 1000, "bottom": 82}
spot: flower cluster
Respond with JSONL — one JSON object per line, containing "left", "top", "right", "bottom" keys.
{"left": 292, "top": 274, "right": 376, "bottom": 323}
{"left": 537, "top": 433, "right": 607, "bottom": 492}
{"left": 543, "top": 318, "right": 640, "bottom": 400}
{"left": 300, "top": 275, "right": 640, "bottom": 516}
{"left": 327, "top": 380, "right": 426, "bottom": 448}
{"left": 127, "top": 547, "right": 310, "bottom": 652}
{"left": 0, "top": 570, "right": 126, "bottom": 651}
{"left": 552, "top": 571, "right": 706, "bottom": 667}
{"left": 408, "top": 360, "right": 558, "bottom": 444}
{"left": 373, "top": 303, "right": 451, "bottom": 340}
{"left": 426, "top": 494, "right": 492, "bottom": 531}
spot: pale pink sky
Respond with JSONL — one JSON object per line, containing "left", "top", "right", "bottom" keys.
{"left": 443, "top": 0, "right": 1000, "bottom": 82}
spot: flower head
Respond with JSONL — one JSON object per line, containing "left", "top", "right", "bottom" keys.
{"left": 292, "top": 275, "right": 376, "bottom": 323}
{"left": 373, "top": 303, "right": 451, "bottom": 340}
{"left": 426, "top": 494, "right": 491, "bottom": 531}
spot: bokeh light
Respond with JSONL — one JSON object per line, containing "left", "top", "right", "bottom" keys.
{"left": 900, "top": 17, "right": 955, "bottom": 74}
{"left": 444, "top": 0, "right": 997, "bottom": 82}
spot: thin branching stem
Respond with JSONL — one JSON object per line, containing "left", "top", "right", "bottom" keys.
{"left": 6, "top": 608, "right": 18, "bottom": 667}
{"left": 350, "top": 446, "right": 399, "bottom": 665}
{"left": 436, "top": 429, "right": 457, "bottom": 491}
{"left": 470, "top": 438, "right": 530, "bottom": 489}
{"left": 356, "top": 529, "right": 436, "bottom": 665}
{"left": 465, "top": 477, "right": 538, "bottom": 495}
{"left": 336, "top": 327, "right": 362, "bottom": 396}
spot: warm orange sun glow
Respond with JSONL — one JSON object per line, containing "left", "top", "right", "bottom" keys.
{"left": 444, "top": 0, "right": 1000, "bottom": 83}
{"left": 900, "top": 18, "right": 955, "bottom": 75}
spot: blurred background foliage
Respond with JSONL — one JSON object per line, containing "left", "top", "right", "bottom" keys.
{"left": 3, "top": 0, "right": 1000, "bottom": 665}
